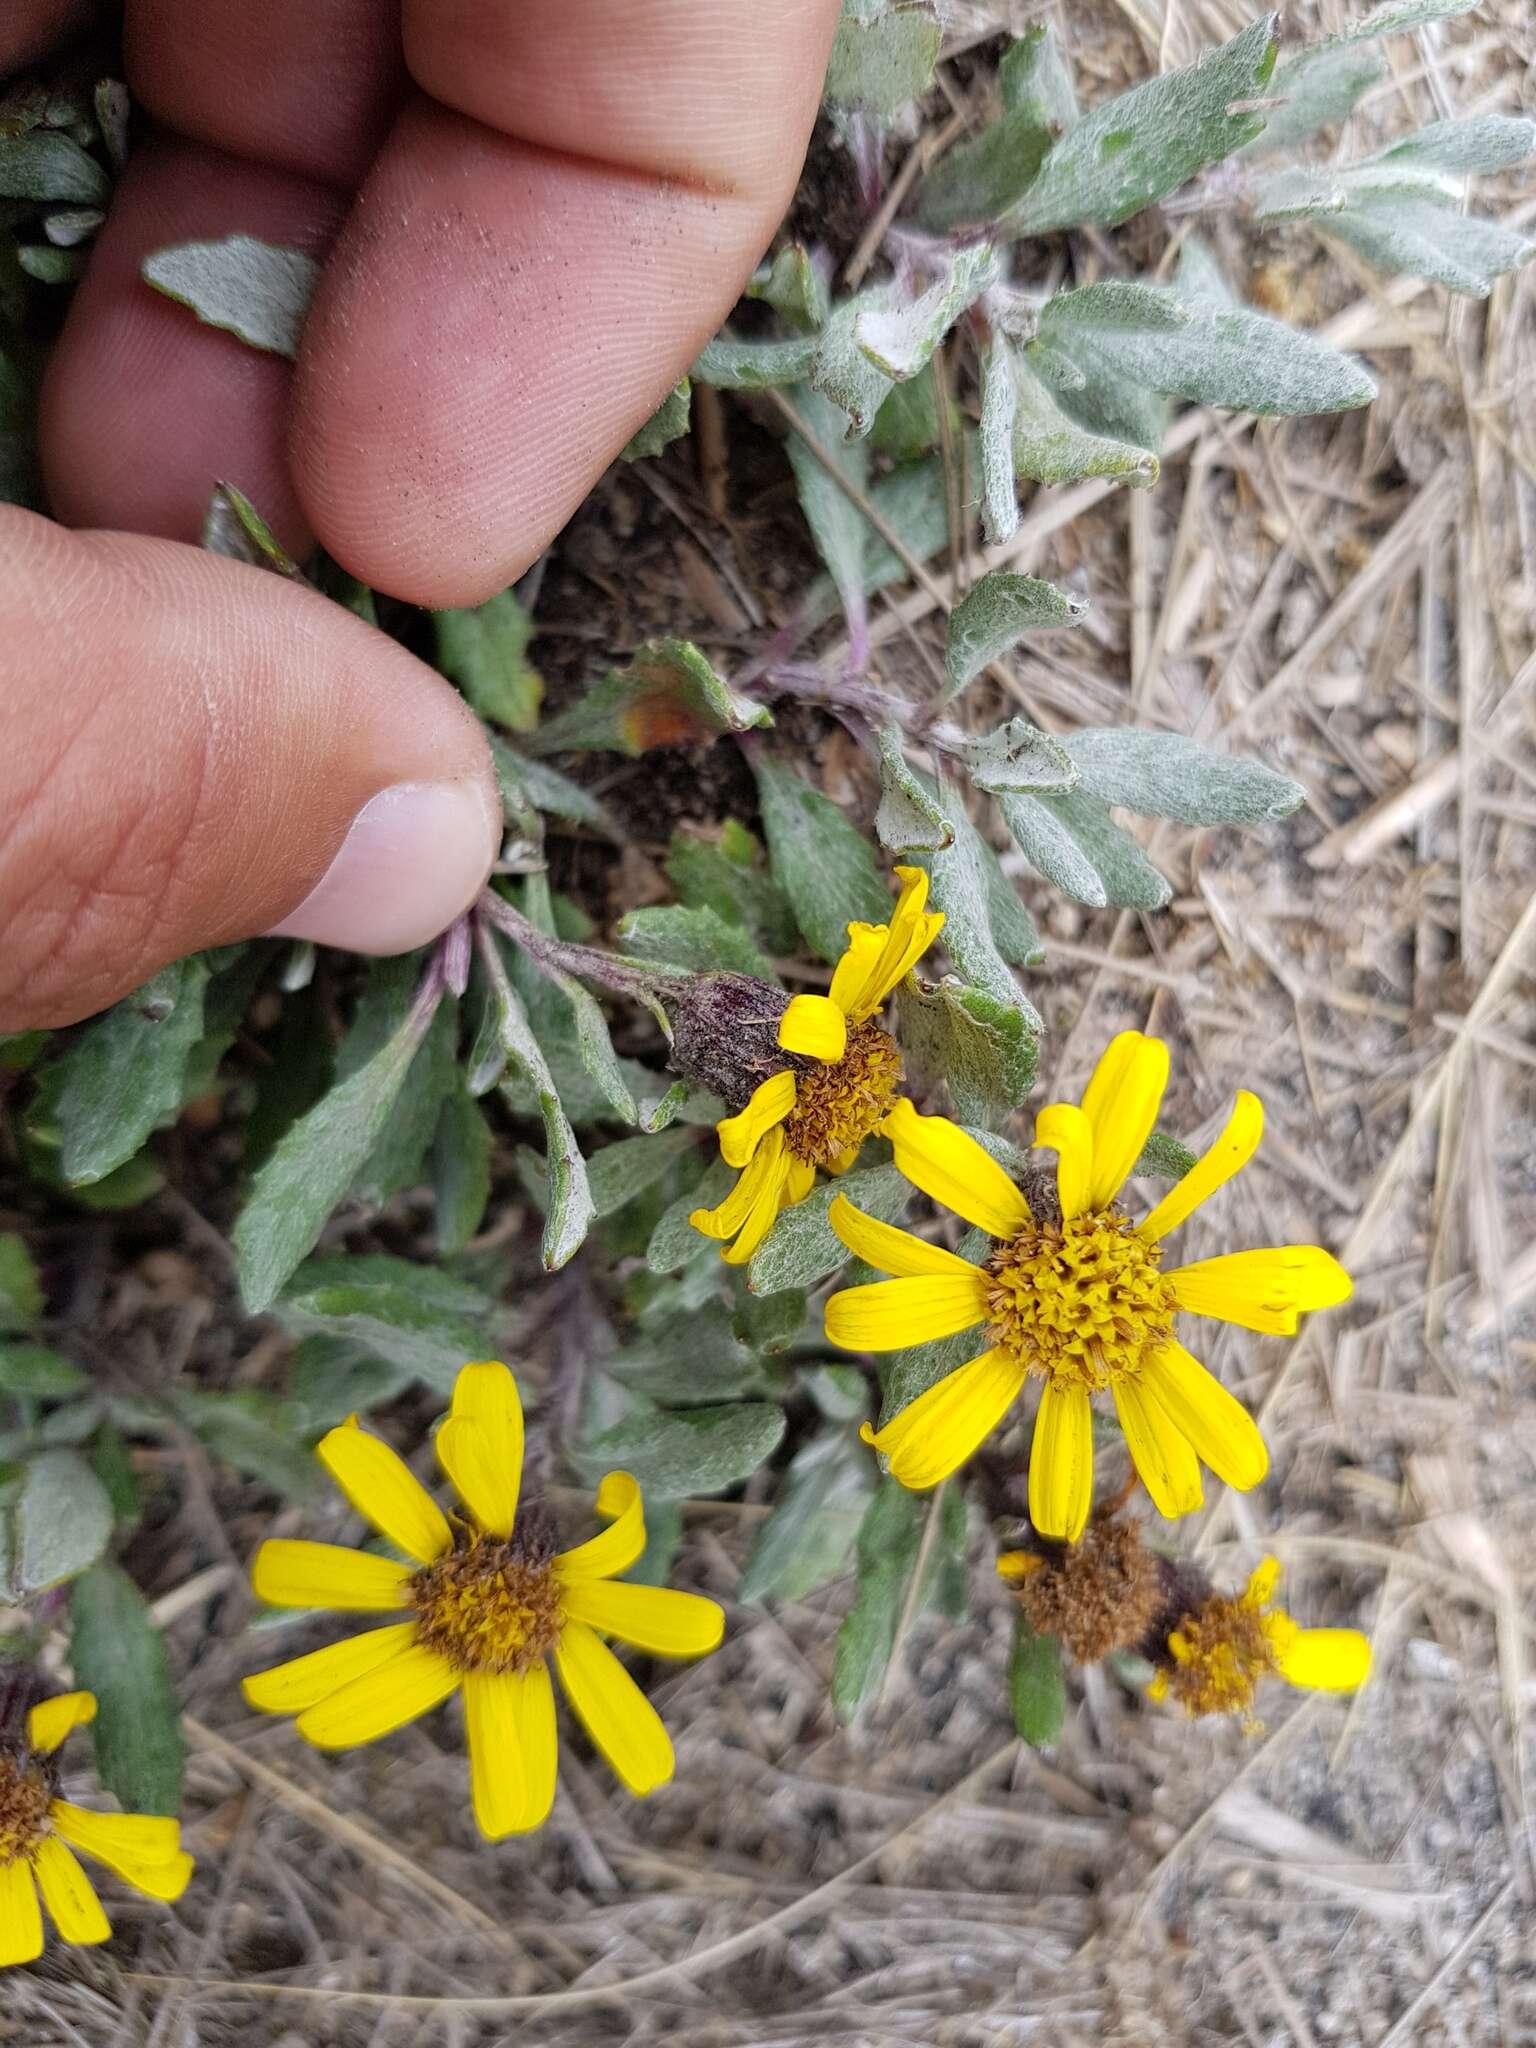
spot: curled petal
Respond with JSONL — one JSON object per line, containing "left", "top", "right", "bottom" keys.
{"left": 777, "top": 994, "right": 847, "bottom": 1063}
{"left": 861, "top": 1347, "right": 1027, "bottom": 1491}
{"left": 720, "top": 1133, "right": 793, "bottom": 1266}
{"left": 1032, "top": 1103, "right": 1093, "bottom": 1220}
{"left": 50, "top": 1806, "right": 192, "bottom": 1903}
{"left": 716, "top": 1071, "right": 796, "bottom": 1169}
{"left": 829, "top": 867, "right": 943, "bottom": 1022}
{"left": 439, "top": 1361, "right": 524, "bottom": 1537}
{"left": 1244, "top": 1557, "right": 1283, "bottom": 1608}
{"left": 1138, "top": 1090, "right": 1264, "bottom": 1243}
{"left": 1080, "top": 1030, "right": 1169, "bottom": 1212}
{"left": 558, "top": 1472, "right": 645, "bottom": 1582}
{"left": 26, "top": 1691, "right": 96, "bottom": 1756}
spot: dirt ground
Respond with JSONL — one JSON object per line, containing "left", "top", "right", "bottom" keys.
{"left": 5, "top": 2, "right": 1536, "bottom": 2043}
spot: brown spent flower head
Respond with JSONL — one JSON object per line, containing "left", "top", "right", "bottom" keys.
{"left": 664, "top": 971, "right": 795, "bottom": 1110}
{"left": 998, "top": 1515, "right": 1164, "bottom": 1666}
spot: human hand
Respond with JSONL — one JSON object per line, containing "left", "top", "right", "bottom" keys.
{"left": 0, "top": 0, "right": 839, "bottom": 1029}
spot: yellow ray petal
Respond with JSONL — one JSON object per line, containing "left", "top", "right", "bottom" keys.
{"left": 692, "top": 1128, "right": 788, "bottom": 1253}
{"left": 826, "top": 1273, "right": 989, "bottom": 1352}
{"left": 558, "top": 1471, "right": 645, "bottom": 1582}
{"left": 294, "top": 1642, "right": 460, "bottom": 1751}
{"left": 242, "top": 1621, "right": 420, "bottom": 1716}
{"left": 1244, "top": 1557, "right": 1282, "bottom": 1608}
{"left": 861, "top": 1347, "right": 1027, "bottom": 1491}
{"left": 1270, "top": 1623, "right": 1372, "bottom": 1694}
{"left": 828, "top": 1194, "right": 989, "bottom": 1279}
{"left": 827, "top": 924, "right": 888, "bottom": 1018}
{"left": 1081, "top": 1030, "right": 1169, "bottom": 1211}
{"left": 50, "top": 1807, "right": 193, "bottom": 1902}
{"left": 782, "top": 1155, "right": 817, "bottom": 1203}
{"left": 560, "top": 1580, "right": 725, "bottom": 1658}
{"left": 1137, "top": 1090, "right": 1263, "bottom": 1242}
{"left": 1032, "top": 1103, "right": 1093, "bottom": 1220}
{"left": 26, "top": 1690, "right": 96, "bottom": 1756}
{"left": 830, "top": 869, "right": 945, "bottom": 1023}
{"left": 463, "top": 1670, "right": 528, "bottom": 1842}
{"left": 777, "top": 994, "right": 847, "bottom": 1063}
{"left": 1111, "top": 1377, "right": 1204, "bottom": 1520}
{"left": 251, "top": 1539, "right": 414, "bottom": 1614}
{"left": 880, "top": 1098, "right": 1030, "bottom": 1239}
{"left": 554, "top": 1621, "right": 675, "bottom": 1797}
{"left": 1027, "top": 1380, "right": 1093, "bottom": 1543}
{"left": 0, "top": 1857, "right": 42, "bottom": 1968}
{"left": 507, "top": 1660, "right": 559, "bottom": 1832}
{"left": 317, "top": 1419, "right": 451, "bottom": 1566}
{"left": 719, "top": 1136, "right": 792, "bottom": 1266}
{"left": 996, "top": 1550, "right": 1042, "bottom": 1583}
{"left": 439, "top": 1361, "right": 524, "bottom": 1538}
{"left": 33, "top": 1838, "right": 110, "bottom": 1947}
{"left": 716, "top": 1070, "right": 796, "bottom": 1169}
{"left": 1168, "top": 1245, "right": 1352, "bottom": 1335}
{"left": 1142, "top": 1341, "right": 1268, "bottom": 1492}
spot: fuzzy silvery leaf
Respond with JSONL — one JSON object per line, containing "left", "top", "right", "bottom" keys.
{"left": 579, "top": 1401, "right": 785, "bottom": 1501}
{"left": 748, "top": 244, "right": 829, "bottom": 332}
{"left": 735, "top": 1288, "right": 809, "bottom": 1356}
{"left": 832, "top": 1477, "right": 924, "bottom": 1718}
{"left": 810, "top": 288, "right": 897, "bottom": 439}
{"left": 944, "top": 573, "right": 1089, "bottom": 697}
{"left": 1010, "top": 1614, "right": 1066, "bottom": 1746}
{"left": 202, "top": 481, "right": 304, "bottom": 575}
{"left": 964, "top": 717, "right": 1079, "bottom": 798}
{"left": 998, "top": 25, "right": 1078, "bottom": 128}
{"left": 639, "top": 1081, "right": 723, "bottom": 1135}
{"left": 5, "top": 1449, "right": 112, "bottom": 1596}
{"left": 482, "top": 959, "right": 593, "bottom": 1270}
{"left": 70, "top": 1562, "right": 185, "bottom": 1816}
{"left": 1135, "top": 1130, "right": 1199, "bottom": 1182}
{"left": 526, "top": 637, "right": 769, "bottom": 757}
{"left": 979, "top": 337, "right": 1019, "bottom": 546}
{"left": 18, "top": 243, "right": 84, "bottom": 283}
{"left": 585, "top": 1128, "right": 700, "bottom": 1220}
{"left": 909, "top": 778, "right": 1044, "bottom": 1001}
{"left": 0, "top": 131, "right": 109, "bottom": 204}
{"left": 1358, "top": 113, "right": 1536, "bottom": 178}
{"left": 786, "top": 385, "right": 870, "bottom": 634}
{"left": 856, "top": 245, "right": 1000, "bottom": 383}
{"left": 748, "top": 1164, "right": 911, "bottom": 1295}
{"left": 1244, "top": 0, "right": 1478, "bottom": 158}
{"left": 648, "top": 1155, "right": 733, "bottom": 1273}
{"left": 1063, "top": 728, "right": 1304, "bottom": 825}
{"left": 802, "top": 448, "right": 955, "bottom": 629}
{"left": 1010, "top": 344, "right": 1160, "bottom": 489}
{"left": 739, "top": 1424, "right": 874, "bottom": 1603}
{"left": 491, "top": 740, "right": 619, "bottom": 842}
{"left": 1293, "top": 185, "right": 1536, "bottom": 297}
{"left": 874, "top": 725, "right": 953, "bottom": 855}
{"left": 824, "top": 2, "right": 941, "bottom": 116}
{"left": 54, "top": 958, "right": 210, "bottom": 1186}
{"left": 175, "top": 1388, "right": 321, "bottom": 1502}
{"left": 431, "top": 1085, "right": 492, "bottom": 1255}
{"left": 1175, "top": 234, "right": 1235, "bottom": 308}
{"left": 43, "top": 206, "right": 103, "bottom": 246}
{"left": 918, "top": 106, "right": 1053, "bottom": 232}
{"left": 1037, "top": 336, "right": 1169, "bottom": 457}
{"left": 692, "top": 332, "right": 818, "bottom": 389}
{"left": 666, "top": 824, "right": 799, "bottom": 957}
{"left": 0, "top": 1235, "right": 43, "bottom": 1333}
{"left": 618, "top": 903, "right": 778, "bottom": 981}
{"left": 1034, "top": 281, "right": 1375, "bottom": 418}
{"left": 435, "top": 589, "right": 543, "bottom": 732}
{"left": 896, "top": 976, "right": 1039, "bottom": 1127}
{"left": 997, "top": 787, "right": 1171, "bottom": 910}
{"left": 869, "top": 364, "right": 953, "bottom": 462}
{"left": 1007, "top": 15, "right": 1279, "bottom": 235}
{"left": 0, "top": 1344, "right": 87, "bottom": 1396}
{"left": 278, "top": 1255, "right": 493, "bottom": 1389}
{"left": 620, "top": 378, "right": 691, "bottom": 462}
{"left": 751, "top": 753, "right": 890, "bottom": 963}
{"left": 143, "top": 234, "right": 320, "bottom": 357}
{"left": 544, "top": 970, "right": 637, "bottom": 1126}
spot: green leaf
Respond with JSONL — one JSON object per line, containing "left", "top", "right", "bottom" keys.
{"left": 278, "top": 1254, "right": 492, "bottom": 1390}
{"left": 491, "top": 739, "right": 619, "bottom": 842}
{"left": 478, "top": 942, "right": 593, "bottom": 1269}
{"left": 1007, "top": 15, "right": 1279, "bottom": 234}
{"left": 869, "top": 364, "right": 953, "bottom": 463}
{"left": 285, "top": 1334, "right": 417, "bottom": 1436}
{"left": 1032, "top": 280, "right": 1376, "bottom": 419}
{"left": 997, "top": 786, "right": 1172, "bottom": 910}
{"left": 626, "top": 1499, "right": 684, "bottom": 1587}
{"left": 748, "top": 1164, "right": 910, "bottom": 1294}
{"left": 979, "top": 337, "right": 1019, "bottom": 546}
{"left": 824, "top": 3, "right": 941, "bottom": 116}
{"left": 525, "top": 637, "right": 770, "bottom": 756}
{"left": 735, "top": 1288, "right": 808, "bottom": 1356}
{"left": 801, "top": 449, "right": 955, "bottom": 631}
{"left": 805, "top": 1364, "right": 869, "bottom": 1421}
{"left": 998, "top": 25, "right": 1078, "bottom": 128}
{"left": 1174, "top": 233, "right": 1235, "bottom": 309}
{"left": 1063, "top": 728, "right": 1304, "bottom": 825}
{"left": 1009, "top": 342, "right": 1160, "bottom": 489}
{"left": 0, "top": 132, "right": 110, "bottom": 204}
{"left": 175, "top": 1389, "right": 320, "bottom": 1501}
{"left": 434, "top": 589, "right": 543, "bottom": 732}
{"left": 786, "top": 385, "right": 870, "bottom": 632}
{"left": 853, "top": 245, "right": 1000, "bottom": 383}
{"left": 647, "top": 1155, "right": 732, "bottom": 1273}
{"left": 832, "top": 1476, "right": 925, "bottom": 1718}
{"left": 621, "top": 378, "right": 691, "bottom": 462}
{"left": 1134, "top": 1130, "right": 1198, "bottom": 1181}
{"left": 808, "top": 289, "right": 896, "bottom": 440}
{"left": 343, "top": 979, "right": 460, "bottom": 1207}
{"left": 895, "top": 977, "right": 1039, "bottom": 1128}
{"left": 69, "top": 1561, "right": 185, "bottom": 1815}
{"left": 431, "top": 1084, "right": 493, "bottom": 1255}
{"left": 201, "top": 481, "right": 302, "bottom": 575}
{"left": 1009, "top": 1613, "right": 1066, "bottom": 1745}
{"left": 751, "top": 752, "right": 890, "bottom": 963}
{"left": 1361, "top": 112, "right": 1536, "bottom": 178}
{"left": 907, "top": 779, "right": 1044, "bottom": 1013}
{"left": 578, "top": 1401, "right": 785, "bottom": 1501}
{"left": 666, "top": 826, "right": 799, "bottom": 956}
{"left": 874, "top": 724, "right": 953, "bottom": 855}
{"left": 1245, "top": 0, "right": 1478, "bottom": 159}
{"left": 944, "top": 573, "right": 1088, "bottom": 698}
{"left": 587, "top": 1128, "right": 699, "bottom": 1219}
{"left": 739, "top": 1425, "right": 874, "bottom": 1603}
{"left": 618, "top": 903, "right": 777, "bottom": 981}
{"left": 964, "top": 717, "right": 1080, "bottom": 796}
{"left": 54, "top": 958, "right": 211, "bottom": 1186}
{"left": 1261, "top": 173, "right": 1536, "bottom": 297}
{"left": 234, "top": 998, "right": 431, "bottom": 1311}
{"left": 692, "top": 332, "right": 818, "bottom": 390}
{"left": 919, "top": 107, "right": 1053, "bottom": 232}
{"left": 142, "top": 234, "right": 319, "bottom": 357}
{"left": 0, "top": 1234, "right": 42, "bottom": 1334}
{"left": 608, "top": 1304, "right": 776, "bottom": 1404}
{"left": 748, "top": 243, "right": 829, "bottom": 331}
{"left": 0, "top": 1344, "right": 88, "bottom": 1396}
{"left": 5, "top": 1449, "right": 112, "bottom": 1594}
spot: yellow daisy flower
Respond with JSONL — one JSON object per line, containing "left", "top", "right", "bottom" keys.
{"left": 689, "top": 865, "right": 944, "bottom": 1265}
{"left": 825, "top": 1030, "right": 1352, "bottom": 1540}
{"left": 243, "top": 1361, "right": 724, "bottom": 1840}
{"left": 1149, "top": 1557, "right": 1372, "bottom": 1722}
{"left": 0, "top": 1690, "right": 194, "bottom": 1969}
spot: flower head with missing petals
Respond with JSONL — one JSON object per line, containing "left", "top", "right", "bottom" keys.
{"left": 243, "top": 1361, "right": 724, "bottom": 1841}
{"left": 0, "top": 1690, "right": 193, "bottom": 1970}
{"left": 1149, "top": 1558, "right": 1372, "bottom": 1729}
{"left": 689, "top": 867, "right": 943, "bottom": 1265}
{"left": 823, "top": 1031, "right": 1352, "bottom": 1540}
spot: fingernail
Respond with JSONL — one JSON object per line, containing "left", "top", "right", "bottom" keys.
{"left": 265, "top": 780, "right": 499, "bottom": 954}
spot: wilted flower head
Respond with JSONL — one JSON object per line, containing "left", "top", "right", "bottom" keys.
{"left": 826, "top": 1031, "right": 1351, "bottom": 1538}
{"left": 1150, "top": 1557, "right": 1372, "bottom": 1727}
{"left": 690, "top": 867, "right": 943, "bottom": 1264}
{"left": 0, "top": 1689, "right": 193, "bottom": 1969}
{"left": 244, "top": 1361, "right": 724, "bottom": 1839}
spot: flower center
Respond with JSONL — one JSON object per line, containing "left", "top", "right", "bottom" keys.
{"left": 409, "top": 1538, "right": 564, "bottom": 1675}
{"left": 0, "top": 1755, "right": 51, "bottom": 1868}
{"left": 985, "top": 1209, "right": 1178, "bottom": 1390}
{"left": 783, "top": 1020, "right": 902, "bottom": 1171}
{"left": 1162, "top": 1596, "right": 1277, "bottom": 1723}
